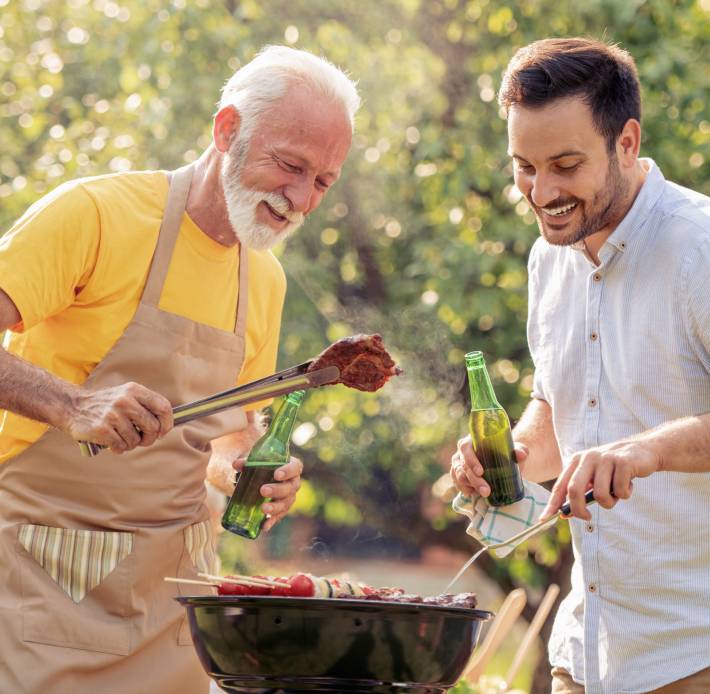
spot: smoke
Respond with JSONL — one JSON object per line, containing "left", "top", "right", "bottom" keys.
{"left": 281, "top": 256, "right": 468, "bottom": 563}
{"left": 285, "top": 259, "right": 467, "bottom": 409}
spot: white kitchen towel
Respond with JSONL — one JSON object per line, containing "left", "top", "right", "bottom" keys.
{"left": 452, "top": 481, "right": 551, "bottom": 557}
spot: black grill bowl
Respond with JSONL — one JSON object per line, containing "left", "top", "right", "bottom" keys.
{"left": 177, "top": 595, "right": 493, "bottom": 693}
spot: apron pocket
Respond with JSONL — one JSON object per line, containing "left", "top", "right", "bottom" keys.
{"left": 17, "top": 524, "right": 134, "bottom": 655}
{"left": 183, "top": 518, "right": 217, "bottom": 576}
{"left": 178, "top": 519, "right": 216, "bottom": 645}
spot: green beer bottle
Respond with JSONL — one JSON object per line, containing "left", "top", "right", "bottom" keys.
{"left": 221, "top": 390, "right": 305, "bottom": 539}
{"left": 465, "top": 351, "right": 524, "bottom": 506}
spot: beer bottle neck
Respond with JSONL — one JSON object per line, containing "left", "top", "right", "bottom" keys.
{"left": 248, "top": 391, "right": 304, "bottom": 462}
{"left": 466, "top": 353, "right": 500, "bottom": 410}
{"left": 268, "top": 400, "right": 301, "bottom": 444}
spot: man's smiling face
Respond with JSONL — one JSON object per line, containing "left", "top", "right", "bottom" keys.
{"left": 507, "top": 96, "right": 630, "bottom": 248}
{"left": 220, "top": 86, "right": 352, "bottom": 251}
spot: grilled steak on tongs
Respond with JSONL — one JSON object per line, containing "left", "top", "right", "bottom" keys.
{"left": 307, "top": 333, "right": 402, "bottom": 392}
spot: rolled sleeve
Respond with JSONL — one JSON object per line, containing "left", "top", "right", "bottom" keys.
{"left": 0, "top": 183, "right": 99, "bottom": 332}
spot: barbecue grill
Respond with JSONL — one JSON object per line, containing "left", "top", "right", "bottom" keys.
{"left": 178, "top": 595, "right": 493, "bottom": 693}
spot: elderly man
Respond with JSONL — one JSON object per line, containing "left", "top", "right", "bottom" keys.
{"left": 0, "top": 46, "right": 358, "bottom": 692}
{"left": 451, "top": 39, "right": 710, "bottom": 693}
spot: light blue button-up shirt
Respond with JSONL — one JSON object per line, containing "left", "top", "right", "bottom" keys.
{"left": 527, "top": 160, "right": 710, "bottom": 694}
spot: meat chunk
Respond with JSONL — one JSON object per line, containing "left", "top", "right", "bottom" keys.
{"left": 423, "top": 593, "right": 478, "bottom": 609}
{"left": 308, "top": 333, "right": 402, "bottom": 392}
{"left": 363, "top": 589, "right": 477, "bottom": 608}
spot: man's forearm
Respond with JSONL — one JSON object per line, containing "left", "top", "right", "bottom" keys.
{"left": 541, "top": 411, "right": 710, "bottom": 520}
{"left": 512, "top": 397, "right": 563, "bottom": 483}
{"left": 642, "top": 412, "right": 710, "bottom": 473}
{"left": 0, "top": 345, "right": 78, "bottom": 430}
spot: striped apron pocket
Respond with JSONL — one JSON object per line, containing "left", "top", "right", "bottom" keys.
{"left": 183, "top": 519, "right": 217, "bottom": 576}
{"left": 18, "top": 524, "right": 133, "bottom": 604}
{"left": 178, "top": 519, "right": 217, "bottom": 645}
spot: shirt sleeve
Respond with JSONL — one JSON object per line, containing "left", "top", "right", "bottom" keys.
{"left": 237, "top": 260, "right": 286, "bottom": 412}
{"left": 526, "top": 239, "right": 549, "bottom": 402}
{"left": 0, "top": 182, "right": 100, "bottom": 332}
{"left": 682, "top": 233, "right": 710, "bottom": 372}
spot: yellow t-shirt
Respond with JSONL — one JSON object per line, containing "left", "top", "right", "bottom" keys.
{"left": 0, "top": 171, "right": 286, "bottom": 463}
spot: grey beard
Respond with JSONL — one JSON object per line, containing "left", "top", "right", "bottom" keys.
{"left": 220, "top": 139, "right": 305, "bottom": 251}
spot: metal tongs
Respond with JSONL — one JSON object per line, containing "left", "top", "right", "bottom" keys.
{"left": 78, "top": 362, "right": 340, "bottom": 456}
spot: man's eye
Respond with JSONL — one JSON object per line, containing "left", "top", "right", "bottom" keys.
{"left": 558, "top": 163, "right": 580, "bottom": 172}
{"left": 278, "top": 158, "right": 300, "bottom": 173}
{"left": 516, "top": 162, "right": 534, "bottom": 172}
{"left": 316, "top": 178, "right": 329, "bottom": 190}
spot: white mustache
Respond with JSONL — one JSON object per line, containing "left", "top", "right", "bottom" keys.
{"left": 261, "top": 192, "right": 305, "bottom": 226}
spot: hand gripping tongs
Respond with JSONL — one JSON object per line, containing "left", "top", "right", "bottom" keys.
{"left": 77, "top": 362, "right": 340, "bottom": 457}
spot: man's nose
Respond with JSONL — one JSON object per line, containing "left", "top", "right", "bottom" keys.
{"left": 285, "top": 178, "right": 317, "bottom": 214}
{"left": 529, "top": 173, "right": 560, "bottom": 209}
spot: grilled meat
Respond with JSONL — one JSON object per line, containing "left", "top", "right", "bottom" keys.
{"left": 308, "top": 333, "right": 402, "bottom": 392}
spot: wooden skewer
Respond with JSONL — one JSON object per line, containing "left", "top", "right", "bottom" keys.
{"left": 464, "top": 588, "right": 527, "bottom": 684}
{"left": 503, "top": 583, "right": 560, "bottom": 690}
{"left": 164, "top": 577, "right": 219, "bottom": 587}
{"left": 198, "top": 572, "right": 289, "bottom": 588}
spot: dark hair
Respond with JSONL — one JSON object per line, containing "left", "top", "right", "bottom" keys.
{"left": 498, "top": 38, "right": 641, "bottom": 151}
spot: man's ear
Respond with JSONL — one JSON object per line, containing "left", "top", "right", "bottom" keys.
{"left": 213, "top": 105, "right": 241, "bottom": 153}
{"left": 616, "top": 118, "right": 641, "bottom": 169}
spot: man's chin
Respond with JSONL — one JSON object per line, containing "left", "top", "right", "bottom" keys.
{"left": 536, "top": 218, "right": 583, "bottom": 247}
{"left": 236, "top": 224, "right": 294, "bottom": 251}
{"left": 237, "top": 231, "right": 277, "bottom": 251}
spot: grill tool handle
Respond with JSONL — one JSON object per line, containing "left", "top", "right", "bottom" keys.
{"left": 77, "top": 365, "right": 339, "bottom": 457}
{"left": 560, "top": 489, "right": 596, "bottom": 517}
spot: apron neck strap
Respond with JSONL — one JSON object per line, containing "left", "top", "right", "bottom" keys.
{"left": 234, "top": 243, "right": 248, "bottom": 337}
{"left": 142, "top": 164, "right": 249, "bottom": 339}
{"left": 142, "top": 165, "right": 195, "bottom": 307}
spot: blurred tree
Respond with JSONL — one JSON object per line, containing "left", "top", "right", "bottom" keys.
{"left": 1, "top": 0, "right": 708, "bottom": 690}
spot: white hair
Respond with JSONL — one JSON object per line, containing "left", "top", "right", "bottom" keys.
{"left": 219, "top": 45, "right": 361, "bottom": 142}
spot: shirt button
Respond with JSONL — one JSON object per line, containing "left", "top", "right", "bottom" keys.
{"left": 586, "top": 523, "right": 594, "bottom": 533}
{"left": 593, "top": 272, "right": 602, "bottom": 282}
{"left": 590, "top": 331, "right": 598, "bottom": 341}
{"left": 588, "top": 398, "right": 597, "bottom": 407}
{"left": 588, "top": 583, "right": 597, "bottom": 593}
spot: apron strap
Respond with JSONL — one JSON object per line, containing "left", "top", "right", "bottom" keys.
{"left": 143, "top": 164, "right": 249, "bottom": 339}
{"left": 142, "top": 165, "right": 195, "bottom": 307}
{"left": 234, "top": 243, "right": 248, "bottom": 337}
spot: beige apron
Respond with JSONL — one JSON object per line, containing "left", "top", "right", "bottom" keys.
{"left": 0, "top": 165, "right": 249, "bottom": 693}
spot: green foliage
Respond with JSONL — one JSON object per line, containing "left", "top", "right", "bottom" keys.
{"left": 1, "top": 1, "right": 708, "bottom": 678}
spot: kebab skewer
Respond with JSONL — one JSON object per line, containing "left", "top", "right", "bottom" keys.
{"left": 166, "top": 572, "right": 478, "bottom": 608}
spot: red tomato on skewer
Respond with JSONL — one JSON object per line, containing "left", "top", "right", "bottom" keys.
{"left": 247, "top": 575, "right": 271, "bottom": 596}
{"left": 218, "top": 575, "right": 270, "bottom": 596}
{"left": 288, "top": 572, "right": 316, "bottom": 597}
{"left": 269, "top": 577, "right": 292, "bottom": 596}
{"left": 217, "top": 581, "right": 249, "bottom": 596}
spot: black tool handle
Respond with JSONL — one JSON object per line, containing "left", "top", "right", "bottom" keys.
{"left": 560, "top": 489, "right": 595, "bottom": 517}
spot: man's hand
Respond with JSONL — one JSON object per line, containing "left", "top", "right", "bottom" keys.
{"left": 540, "top": 439, "right": 661, "bottom": 521}
{"left": 450, "top": 434, "right": 529, "bottom": 497}
{"left": 232, "top": 455, "right": 303, "bottom": 532}
{"left": 62, "top": 382, "right": 173, "bottom": 454}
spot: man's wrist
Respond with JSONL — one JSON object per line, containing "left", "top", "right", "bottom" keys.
{"left": 641, "top": 438, "right": 667, "bottom": 474}
{"left": 47, "top": 382, "right": 83, "bottom": 433}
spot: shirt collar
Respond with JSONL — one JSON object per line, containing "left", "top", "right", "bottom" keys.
{"left": 571, "top": 158, "right": 665, "bottom": 259}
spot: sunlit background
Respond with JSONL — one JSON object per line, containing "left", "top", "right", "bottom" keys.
{"left": 2, "top": 0, "right": 708, "bottom": 690}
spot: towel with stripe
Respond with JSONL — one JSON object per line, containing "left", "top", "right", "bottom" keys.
{"left": 452, "top": 481, "right": 551, "bottom": 557}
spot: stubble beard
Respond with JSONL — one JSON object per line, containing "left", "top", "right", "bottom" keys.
{"left": 535, "top": 154, "right": 630, "bottom": 247}
{"left": 220, "top": 138, "right": 305, "bottom": 251}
